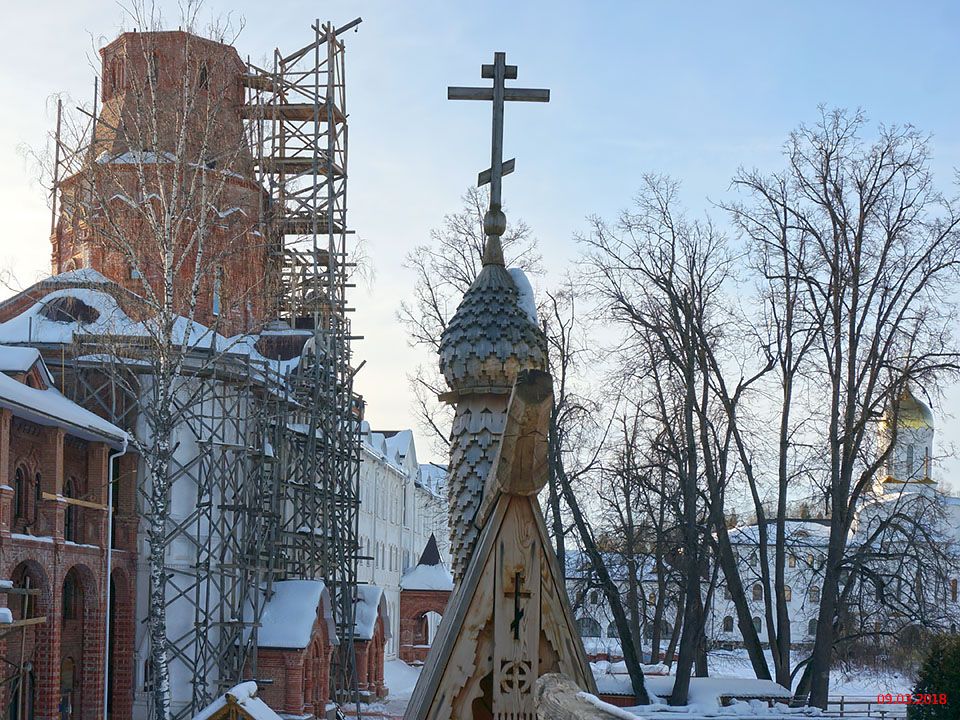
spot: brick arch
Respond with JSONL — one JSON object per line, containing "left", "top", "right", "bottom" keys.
{"left": 61, "top": 562, "right": 102, "bottom": 720}
{"left": 107, "top": 568, "right": 135, "bottom": 720}
{"left": 302, "top": 632, "right": 331, "bottom": 714}
{"left": 399, "top": 588, "right": 451, "bottom": 663}
{"left": 10, "top": 450, "right": 41, "bottom": 534}
{"left": 4, "top": 560, "right": 51, "bottom": 720}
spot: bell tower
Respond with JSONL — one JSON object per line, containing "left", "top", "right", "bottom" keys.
{"left": 877, "top": 387, "right": 936, "bottom": 494}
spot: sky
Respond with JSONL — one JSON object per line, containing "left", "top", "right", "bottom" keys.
{"left": 1, "top": 0, "right": 960, "bottom": 478}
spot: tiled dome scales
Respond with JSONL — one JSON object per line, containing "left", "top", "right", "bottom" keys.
{"left": 438, "top": 237, "right": 548, "bottom": 581}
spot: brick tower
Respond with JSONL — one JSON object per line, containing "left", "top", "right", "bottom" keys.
{"left": 51, "top": 31, "right": 268, "bottom": 335}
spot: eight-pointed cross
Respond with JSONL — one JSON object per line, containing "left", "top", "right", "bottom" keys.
{"left": 448, "top": 52, "right": 549, "bottom": 225}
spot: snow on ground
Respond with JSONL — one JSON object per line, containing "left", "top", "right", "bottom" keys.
{"left": 362, "top": 660, "right": 422, "bottom": 717}
{"left": 707, "top": 648, "right": 913, "bottom": 696}
{"left": 367, "top": 650, "right": 914, "bottom": 719}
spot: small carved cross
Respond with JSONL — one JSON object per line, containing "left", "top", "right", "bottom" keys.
{"left": 509, "top": 571, "right": 531, "bottom": 640}
{"left": 448, "top": 52, "right": 549, "bottom": 220}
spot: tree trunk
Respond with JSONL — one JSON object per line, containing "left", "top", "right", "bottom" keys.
{"left": 556, "top": 459, "right": 649, "bottom": 703}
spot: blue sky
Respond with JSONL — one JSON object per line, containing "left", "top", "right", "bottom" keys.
{"left": 1, "top": 1, "right": 959, "bottom": 478}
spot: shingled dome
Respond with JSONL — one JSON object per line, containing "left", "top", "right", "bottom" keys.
{"left": 439, "top": 261, "right": 547, "bottom": 394}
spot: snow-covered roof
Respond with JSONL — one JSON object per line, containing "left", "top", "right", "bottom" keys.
{"left": 383, "top": 429, "right": 415, "bottom": 465}
{"left": 245, "top": 580, "right": 337, "bottom": 650}
{"left": 400, "top": 563, "right": 454, "bottom": 592}
{"left": 45, "top": 268, "right": 113, "bottom": 285}
{"left": 0, "top": 286, "right": 229, "bottom": 348}
{"left": 508, "top": 267, "right": 538, "bottom": 324}
{"left": 0, "top": 608, "right": 12, "bottom": 624}
{"left": 0, "top": 351, "right": 125, "bottom": 448}
{"left": 192, "top": 682, "right": 282, "bottom": 720}
{"left": 355, "top": 585, "right": 391, "bottom": 641}
{"left": 400, "top": 534, "right": 454, "bottom": 591}
{"left": 418, "top": 463, "right": 446, "bottom": 496}
{"left": 360, "top": 424, "right": 415, "bottom": 475}
{"left": 0, "top": 346, "right": 45, "bottom": 374}
{"left": 725, "top": 520, "right": 832, "bottom": 548}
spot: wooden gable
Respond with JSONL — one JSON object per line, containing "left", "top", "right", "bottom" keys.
{"left": 406, "top": 371, "right": 596, "bottom": 720}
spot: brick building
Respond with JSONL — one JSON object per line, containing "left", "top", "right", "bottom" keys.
{"left": 243, "top": 581, "right": 337, "bottom": 717}
{"left": 0, "top": 346, "right": 129, "bottom": 720}
{"left": 51, "top": 30, "right": 267, "bottom": 336}
{"left": 397, "top": 534, "right": 452, "bottom": 665}
{"left": 0, "top": 24, "right": 394, "bottom": 720}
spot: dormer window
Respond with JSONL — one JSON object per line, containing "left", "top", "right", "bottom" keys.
{"left": 40, "top": 295, "right": 101, "bottom": 324}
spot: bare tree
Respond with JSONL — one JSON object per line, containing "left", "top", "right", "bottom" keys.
{"left": 53, "top": 5, "right": 263, "bottom": 718}
{"left": 540, "top": 288, "right": 651, "bottom": 703}
{"left": 581, "top": 175, "right": 731, "bottom": 704}
{"left": 730, "top": 109, "right": 960, "bottom": 706}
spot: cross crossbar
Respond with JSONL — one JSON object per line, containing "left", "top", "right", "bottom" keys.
{"left": 447, "top": 87, "right": 550, "bottom": 102}
{"left": 448, "top": 51, "right": 550, "bottom": 221}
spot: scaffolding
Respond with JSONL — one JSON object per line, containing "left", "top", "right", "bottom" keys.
{"left": 63, "top": 343, "right": 285, "bottom": 716}
{"left": 245, "top": 16, "right": 365, "bottom": 706}
{"left": 42, "top": 15, "right": 364, "bottom": 720}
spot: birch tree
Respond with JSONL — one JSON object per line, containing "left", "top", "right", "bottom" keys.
{"left": 54, "top": 5, "right": 261, "bottom": 718}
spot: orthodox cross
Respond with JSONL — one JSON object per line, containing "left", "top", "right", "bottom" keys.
{"left": 509, "top": 570, "right": 530, "bottom": 640}
{"left": 448, "top": 52, "right": 549, "bottom": 240}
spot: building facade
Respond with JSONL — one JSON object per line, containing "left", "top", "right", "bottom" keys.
{"left": 356, "top": 425, "right": 449, "bottom": 661}
{"left": 567, "top": 387, "right": 960, "bottom": 660}
{"left": 0, "top": 346, "right": 130, "bottom": 720}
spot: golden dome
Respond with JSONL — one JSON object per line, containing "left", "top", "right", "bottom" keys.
{"left": 894, "top": 387, "right": 934, "bottom": 429}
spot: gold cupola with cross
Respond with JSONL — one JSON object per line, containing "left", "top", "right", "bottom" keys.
{"left": 877, "top": 386, "right": 936, "bottom": 493}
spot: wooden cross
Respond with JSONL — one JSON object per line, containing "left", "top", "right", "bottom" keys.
{"left": 508, "top": 571, "right": 531, "bottom": 640}
{"left": 448, "top": 52, "right": 549, "bottom": 218}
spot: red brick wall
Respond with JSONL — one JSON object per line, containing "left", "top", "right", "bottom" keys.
{"left": 0, "top": 418, "right": 135, "bottom": 720}
{"left": 398, "top": 588, "right": 450, "bottom": 664}
{"left": 50, "top": 30, "right": 270, "bottom": 336}
{"left": 247, "top": 616, "right": 333, "bottom": 715}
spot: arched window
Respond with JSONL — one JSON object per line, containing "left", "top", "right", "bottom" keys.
{"left": 752, "top": 584, "right": 763, "bottom": 601}
{"left": 149, "top": 51, "right": 161, "bottom": 83}
{"left": 906, "top": 444, "right": 915, "bottom": 477}
{"left": 13, "top": 465, "right": 27, "bottom": 519}
{"left": 143, "top": 657, "right": 154, "bottom": 692}
{"left": 788, "top": 554, "right": 796, "bottom": 568}
{"left": 212, "top": 268, "right": 223, "bottom": 317}
{"left": 783, "top": 585, "right": 793, "bottom": 602}
{"left": 722, "top": 615, "right": 734, "bottom": 633}
{"left": 648, "top": 592, "right": 655, "bottom": 605}
{"left": 809, "top": 586, "right": 820, "bottom": 604}
{"left": 606, "top": 622, "right": 619, "bottom": 639}
{"left": 752, "top": 616, "right": 762, "bottom": 633}
{"left": 198, "top": 63, "right": 209, "bottom": 89}
{"left": 952, "top": 578, "right": 958, "bottom": 603}
{"left": 807, "top": 618, "right": 817, "bottom": 636}
{"left": 576, "top": 617, "right": 601, "bottom": 638}
{"left": 63, "top": 477, "right": 81, "bottom": 543}
{"left": 62, "top": 571, "right": 80, "bottom": 621}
